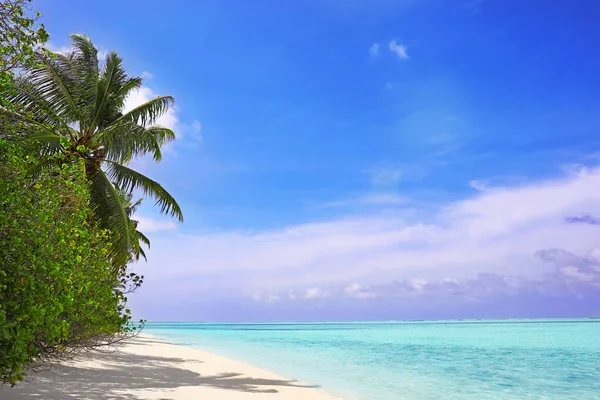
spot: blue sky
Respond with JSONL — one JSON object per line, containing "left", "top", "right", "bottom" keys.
{"left": 40, "top": 0, "right": 600, "bottom": 321}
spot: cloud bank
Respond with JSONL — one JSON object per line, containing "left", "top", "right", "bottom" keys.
{"left": 129, "top": 164, "right": 600, "bottom": 320}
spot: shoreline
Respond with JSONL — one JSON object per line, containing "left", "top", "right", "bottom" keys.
{"left": 1, "top": 334, "right": 341, "bottom": 399}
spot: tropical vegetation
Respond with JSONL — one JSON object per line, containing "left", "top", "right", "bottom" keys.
{"left": 3, "top": 33, "right": 183, "bottom": 268}
{"left": 0, "top": 0, "right": 48, "bottom": 99}
{"left": 0, "top": 141, "right": 142, "bottom": 385}
{"left": 0, "top": 0, "right": 181, "bottom": 386}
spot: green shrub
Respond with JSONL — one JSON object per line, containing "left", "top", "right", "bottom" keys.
{"left": 0, "top": 141, "right": 141, "bottom": 386}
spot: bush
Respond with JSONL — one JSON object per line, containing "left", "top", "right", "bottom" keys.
{"left": 0, "top": 141, "right": 142, "bottom": 386}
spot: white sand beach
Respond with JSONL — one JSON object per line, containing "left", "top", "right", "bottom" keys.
{"left": 1, "top": 334, "right": 340, "bottom": 400}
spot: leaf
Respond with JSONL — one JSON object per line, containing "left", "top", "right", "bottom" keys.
{"left": 88, "top": 169, "right": 132, "bottom": 269}
{"left": 104, "top": 160, "right": 183, "bottom": 222}
{"left": 113, "top": 96, "right": 174, "bottom": 127}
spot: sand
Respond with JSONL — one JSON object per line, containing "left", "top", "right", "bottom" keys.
{"left": 1, "top": 334, "right": 341, "bottom": 400}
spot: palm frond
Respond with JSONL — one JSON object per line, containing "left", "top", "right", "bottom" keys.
{"left": 115, "top": 77, "right": 142, "bottom": 104}
{"left": 24, "top": 131, "right": 64, "bottom": 156}
{"left": 0, "top": 106, "right": 64, "bottom": 144}
{"left": 91, "top": 122, "right": 162, "bottom": 163}
{"left": 113, "top": 96, "right": 174, "bottom": 127}
{"left": 68, "top": 34, "right": 100, "bottom": 131}
{"left": 136, "top": 245, "right": 147, "bottom": 262}
{"left": 97, "top": 77, "right": 142, "bottom": 129}
{"left": 136, "top": 230, "right": 151, "bottom": 248}
{"left": 104, "top": 160, "right": 183, "bottom": 222}
{"left": 93, "top": 124, "right": 175, "bottom": 163}
{"left": 135, "top": 229, "right": 150, "bottom": 261}
{"left": 2, "top": 32, "right": 181, "bottom": 269}
{"left": 127, "top": 198, "right": 144, "bottom": 216}
{"left": 35, "top": 52, "right": 82, "bottom": 124}
{"left": 88, "top": 170, "right": 133, "bottom": 269}
{"left": 146, "top": 126, "right": 176, "bottom": 148}
{"left": 7, "top": 72, "right": 73, "bottom": 128}
{"left": 90, "top": 51, "right": 127, "bottom": 131}
{"left": 70, "top": 34, "right": 99, "bottom": 61}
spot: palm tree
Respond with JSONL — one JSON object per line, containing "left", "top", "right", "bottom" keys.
{"left": 120, "top": 189, "right": 151, "bottom": 262}
{"left": 1, "top": 34, "right": 183, "bottom": 268}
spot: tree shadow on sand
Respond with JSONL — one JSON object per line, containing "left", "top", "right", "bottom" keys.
{"left": 1, "top": 347, "right": 320, "bottom": 399}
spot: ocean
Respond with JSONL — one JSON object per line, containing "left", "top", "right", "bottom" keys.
{"left": 144, "top": 319, "right": 600, "bottom": 400}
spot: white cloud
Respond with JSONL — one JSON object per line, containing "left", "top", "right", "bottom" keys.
{"left": 305, "top": 287, "right": 328, "bottom": 300}
{"left": 122, "top": 85, "right": 204, "bottom": 150}
{"left": 45, "top": 42, "right": 71, "bottom": 54}
{"left": 469, "top": 180, "right": 488, "bottom": 191}
{"left": 136, "top": 164, "right": 600, "bottom": 302}
{"left": 344, "top": 283, "right": 378, "bottom": 299}
{"left": 262, "top": 249, "right": 600, "bottom": 305}
{"left": 369, "top": 43, "right": 380, "bottom": 59}
{"left": 136, "top": 216, "right": 177, "bottom": 233}
{"left": 97, "top": 49, "right": 109, "bottom": 61}
{"left": 266, "top": 294, "right": 280, "bottom": 304}
{"left": 254, "top": 287, "right": 329, "bottom": 303}
{"left": 123, "top": 86, "right": 179, "bottom": 130}
{"left": 407, "top": 278, "right": 427, "bottom": 291}
{"left": 141, "top": 71, "right": 153, "bottom": 80}
{"left": 252, "top": 292, "right": 280, "bottom": 304}
{"left": 123, "top": 83, "right": 204, "bottom": 154}
{"left": 118, "top": 78, "right": 188, "bottom": 181}
{"left": 389, "top": 40, "right": 409, "bottom": 59}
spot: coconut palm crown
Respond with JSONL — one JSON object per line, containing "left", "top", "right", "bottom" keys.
{"left": 1, "top": 34, "right": 183, "bottom": 268}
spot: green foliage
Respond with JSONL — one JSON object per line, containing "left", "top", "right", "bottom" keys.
{"left": 0, "top": 4, "right": 155, "bottom": 387}
{"left": 0, "top": 0, "right": 49, "bottom": 98}
{"left": 1, "top": 33, "right": 183, "bottom": 268}
{"left": 0, "top": 0, "right": 49, "bottom": 142}
{"left": 117, "top": 188, "right": 150, "bottom": 262}
{"left": 0, "top": 141, "right": 143, "bottom": 386}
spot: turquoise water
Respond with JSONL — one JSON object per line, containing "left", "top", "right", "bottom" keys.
{"left": 145, "top": 320, "right": 600, "bottom": 399}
